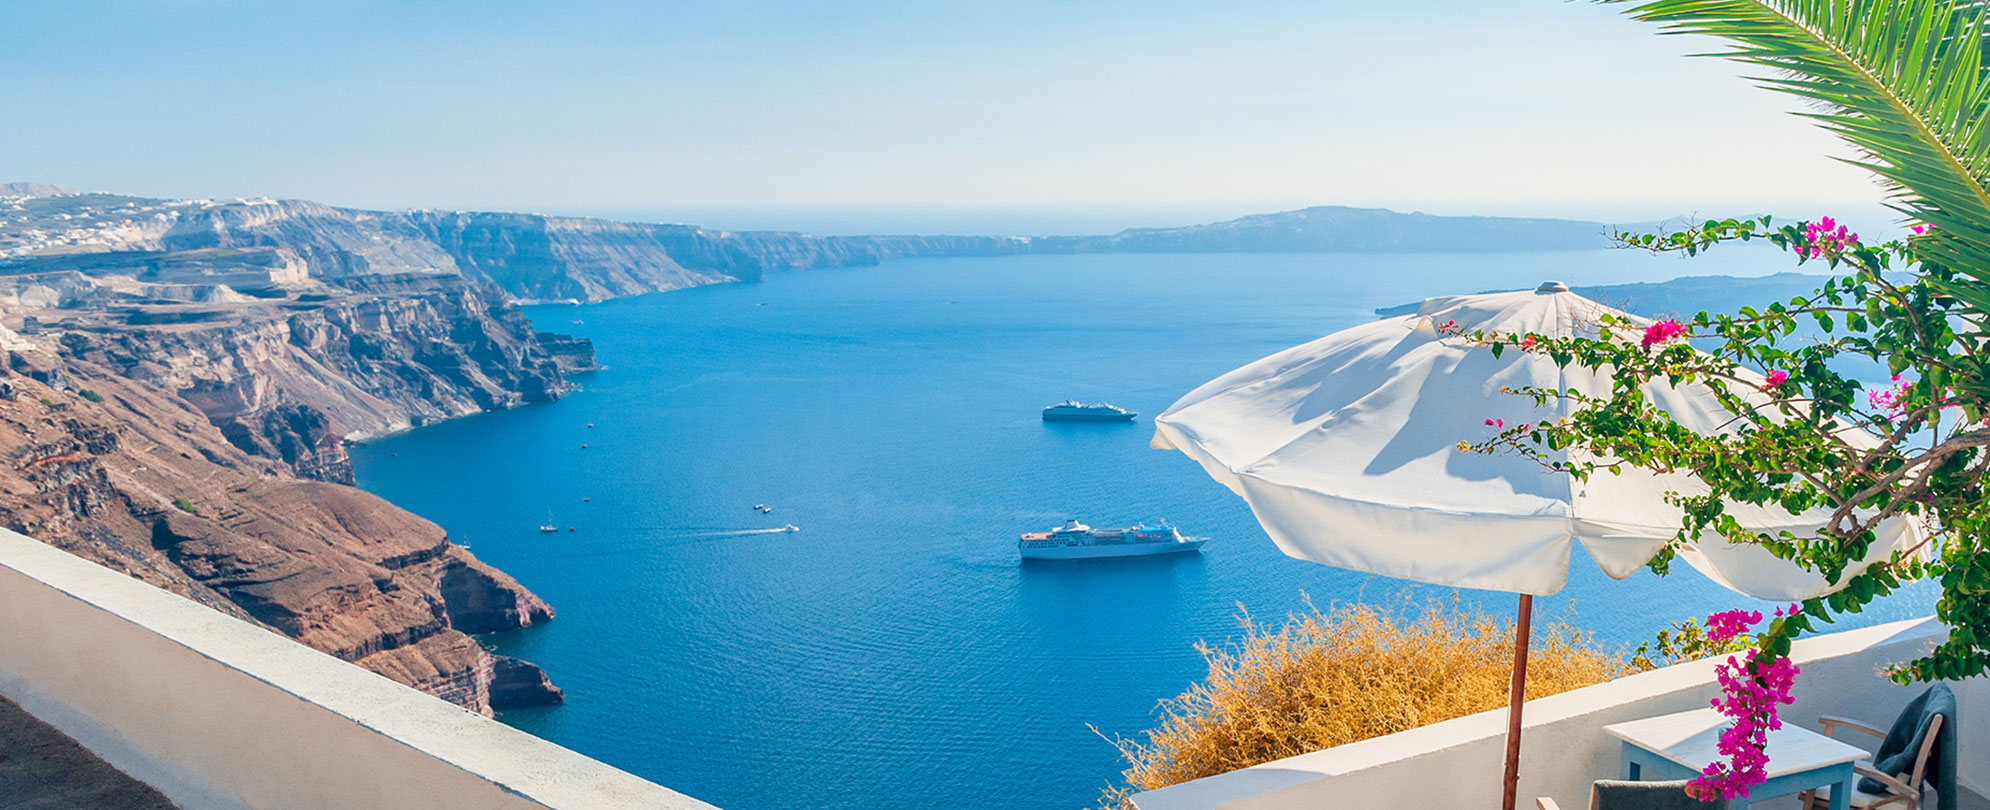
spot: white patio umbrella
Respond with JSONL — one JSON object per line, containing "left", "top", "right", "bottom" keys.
{"left": 1151, "top": 282, "right": 1925, "bottom": 810}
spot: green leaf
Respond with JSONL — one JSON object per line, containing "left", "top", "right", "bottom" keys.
{"left": 1609, "top": 0, "right": 1990, "bottom": 293}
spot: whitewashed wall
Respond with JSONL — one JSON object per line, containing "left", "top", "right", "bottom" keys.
{"left": 0, "top": 529, "right": 717, "bottom": 810}
{"left": 1131, "top": 616, "right": 1984, "bottom": 810}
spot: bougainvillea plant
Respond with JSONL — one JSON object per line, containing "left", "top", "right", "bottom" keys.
{"left": 1457, "top": 0, "right": 1990, "bottom": 797}
{"left": 1462, "top": 215, "right": 1982, "bottom": 795}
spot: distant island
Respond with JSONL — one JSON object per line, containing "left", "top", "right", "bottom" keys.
{"left": 0, "top": 181, "right": 1648, "bottom": 718}
{"left": 1373, "top": 272, "right": 1830, "bottom": 320}
{"left": 1, "top": 183, "right": 1621, "bottom": 304}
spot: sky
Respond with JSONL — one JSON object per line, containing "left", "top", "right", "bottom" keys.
{"left": 2, "top": 1, "right": 1900, "bottom": 233}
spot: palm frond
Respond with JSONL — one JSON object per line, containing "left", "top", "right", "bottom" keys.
{"left": 1612, "top": 0, "right": 1990, "bottom": 299}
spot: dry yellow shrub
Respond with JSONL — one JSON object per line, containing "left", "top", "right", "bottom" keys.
{"left": 1093, "top": 599, "right": 1625, "bottom": 809}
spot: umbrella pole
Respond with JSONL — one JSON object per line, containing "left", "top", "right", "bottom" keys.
{"left": 1502, "top": 593, "right": 1534, "bottom": 810}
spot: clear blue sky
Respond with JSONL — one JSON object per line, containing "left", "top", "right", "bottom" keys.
{"left": 1, "top": 1, "right": 1895, "bottom": 231}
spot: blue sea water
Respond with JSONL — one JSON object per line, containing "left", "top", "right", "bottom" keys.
{"left": 349, "top": 250, "right": 1934, "bottom": 810}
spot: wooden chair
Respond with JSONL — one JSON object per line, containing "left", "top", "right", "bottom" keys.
{"left": 1798, "top": 712, "right": 1945, "bottom": 810}
{"left": 1538, "top": 779, "right": 1727, "bottom": 810}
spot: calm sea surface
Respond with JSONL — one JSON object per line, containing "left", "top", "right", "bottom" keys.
{"left": 350, "top": 250, "right": 1934, "bottom": 810}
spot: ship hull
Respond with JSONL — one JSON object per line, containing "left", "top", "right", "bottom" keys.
{"left": 1041, "top": 412, "right": 1137, "bottom": 422}
{"left": 1018, "top": 539, "right": 1206, "bottom": 560}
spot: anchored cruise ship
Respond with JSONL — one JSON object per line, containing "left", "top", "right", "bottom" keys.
{"left": 1018, "top": 519, "right": 1208, "bottom": 560}
{"left": 1041, "top": 400, "right": 1137, "bottom": 422}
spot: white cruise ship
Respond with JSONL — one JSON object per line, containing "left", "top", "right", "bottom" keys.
{"left": 1041, "top": 400, "right": 1137, "bottom": 421}
{"left": 1018, "top": 519, "right": 1208, "bottom": 560}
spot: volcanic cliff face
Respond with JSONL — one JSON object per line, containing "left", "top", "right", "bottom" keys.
{"left": 52, "top": 273, "right": 587, "bottom": 443}
{"left": 0, "top": 358, "right": 558, "bottom": 715}
{"left": 3, "top": 192, "right": 1617, "bottom": 307}
{"left": 0, "top": 189, "right": 611, "bottom": 714}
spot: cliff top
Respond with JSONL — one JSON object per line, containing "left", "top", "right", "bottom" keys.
{"left": 0, "top": 182, "right": 80, "bottom": 199}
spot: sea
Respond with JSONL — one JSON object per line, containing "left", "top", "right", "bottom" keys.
{"left": 349, "top": 249, "right": 1935, "bottom": 810}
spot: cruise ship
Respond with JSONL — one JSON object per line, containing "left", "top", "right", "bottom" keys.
{"left": 1018, "top": 519, "right": 1208, "bottom": 560}
{"left": 1041, "top": 400, "right": 1137, "bottom": 422}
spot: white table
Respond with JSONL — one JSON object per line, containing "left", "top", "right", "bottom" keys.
{"left": 1602, "top": 707, "right": 1869, "bottom": 810}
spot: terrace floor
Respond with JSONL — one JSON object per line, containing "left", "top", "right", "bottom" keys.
{"left": 0, "top": 695, "right": 179, "bottom": 809}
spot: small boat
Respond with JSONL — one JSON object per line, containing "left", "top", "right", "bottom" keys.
{"left": 538, "top": 511, "right": 558, "bottom": 533}
{"left": 1042, "top": 400, "right": 1137, "bottom": 422}
{"left": 753, "top": 503, "right": 766, "bottom": 511}
{"left": 781, "top": 524, "right": 800, "bottom": 533}
{"left": 1019, "top": 519, "right": 1207, "bottom": 560}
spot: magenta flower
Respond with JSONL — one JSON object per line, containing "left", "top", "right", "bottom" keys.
{"left": 1704, "top": 609, "right": 1762, "bottom": 643}
{"left": 1911, "top": 224, "right": 1931, "bottom": 236}
{"left": 1485, "top": 418, "right": 1504, "bottom": 428}
{"left": 1686, "top": 609, "right": 1801, "bottom": 801}
{"left": 1799, "top": 216, "right": 1858, "bottom": 260}
{"left": 1763, "top": 370, "right": 1789, "bottom": 389}
{"left": 1869, "top": 375, "right": 1914, "bottom": 418}
{"left": 1641, "top": 319, "right": 1688, "bottom": 349}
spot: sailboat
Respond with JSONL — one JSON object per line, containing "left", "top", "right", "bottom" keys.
{"left": 538, "top": 511, "right": 559, "bottom": 533}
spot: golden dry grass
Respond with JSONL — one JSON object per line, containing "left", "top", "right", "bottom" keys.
{"left": 1092, "top": 598, "right": 1626, "bottom": 809}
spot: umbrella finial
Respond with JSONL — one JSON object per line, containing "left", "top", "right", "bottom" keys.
{"left": 1535, "top": 280, "right": 1569, "bottom": 293}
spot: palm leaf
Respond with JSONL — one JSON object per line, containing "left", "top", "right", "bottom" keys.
{"left": 1611, "top": 0, "right": 1990, "bottom": 304}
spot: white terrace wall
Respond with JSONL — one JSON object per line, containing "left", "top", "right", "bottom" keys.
{"left": 1132, "top": 616, "right": 1986, "bottom": 810}
{"left": 0, "top": 528, "right": 717, "bottom": 810}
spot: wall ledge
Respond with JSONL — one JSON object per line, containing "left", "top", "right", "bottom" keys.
{"left": 0, "top": 528, "right": 716, "bottom": 810}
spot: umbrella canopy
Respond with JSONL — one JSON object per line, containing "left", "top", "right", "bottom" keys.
{"left": 1152, "top": 282, "right": 1924, "bottom": 600}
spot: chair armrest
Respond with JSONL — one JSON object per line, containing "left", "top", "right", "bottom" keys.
{"left": 1536, "top": 799, "right": 1562, "bottom": 810}
{"left": 1819, "top": 715, "right": 1887, "bottom": 740}
{"left": 1854, "top": 762, "right": 1917, "bottom": 797}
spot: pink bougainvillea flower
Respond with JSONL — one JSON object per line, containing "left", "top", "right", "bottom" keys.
{"left": 1641, "top": 319, "right": 1688, "bottom": 349}
{"left": 1869, "top": 375, "right": 1915, "bottom": 418}
{"left": 1911, "top": 224, "right": 1931, "bottom": 236}
{"left": 1763, "top": 370, "right": 1789, "bottom": 388}
{"left": 1687, "top": 609, "right": 1801, "bottom": 800}
{"left": 1519, "top": 335, "right": 1538, "bottom": 351}
{"left": 1800, "top": 216, "right": 1859, "bottom": 260}
{"left": 1704, "top": 609, "right": 1762, "bottom": 643}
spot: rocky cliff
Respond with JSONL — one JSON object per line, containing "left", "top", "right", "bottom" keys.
{"left": 2, "top": 190, "right": 1617, "bottom": 305}
{"left": 0, "top": 187, "right": 598, "bottom": 713}
{"left": 52, "top": 272, "right": 587, "bottom": 443}
{"left": 0, "top": 356, "right": 559, "bottom": 715}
